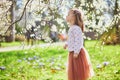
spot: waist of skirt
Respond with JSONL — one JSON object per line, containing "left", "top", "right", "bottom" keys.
{"left": 69, "top": 51, "right": 74, "bottom": 53}
{"left": 69, "top": 48, "right": 84, "bottom": 54}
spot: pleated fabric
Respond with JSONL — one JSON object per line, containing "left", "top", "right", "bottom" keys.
{"left": 67, "top": 48, "right": 94, "bottom": 80}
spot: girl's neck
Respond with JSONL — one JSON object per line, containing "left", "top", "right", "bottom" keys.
{"left": 69, "top": 24, "right": 75, "bottom": 27}
{"left": 69, "top": 21, "right": 75, "bottom": 26}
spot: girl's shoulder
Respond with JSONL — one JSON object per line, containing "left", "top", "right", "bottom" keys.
{"left": 72, "top": 25, "right": 82, "bottom": 31}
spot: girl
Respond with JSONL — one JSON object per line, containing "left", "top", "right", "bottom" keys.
{"left": 64, "top": 9, "right": 94, "bottom": 80}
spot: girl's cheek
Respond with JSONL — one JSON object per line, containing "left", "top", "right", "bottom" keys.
{"left": 66, "top": 16, "right": 69, "bottom": 22}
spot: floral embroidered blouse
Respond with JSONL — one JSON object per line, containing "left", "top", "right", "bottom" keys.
{"left": 67, "top": 25, "right": 83, "bottom": 54}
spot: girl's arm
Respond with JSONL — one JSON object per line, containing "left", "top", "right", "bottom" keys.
{"left": 73, "top": 26, "right": 83, "bottom": 54}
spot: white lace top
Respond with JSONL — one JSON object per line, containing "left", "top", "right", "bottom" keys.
{"left": 67, "top": 25, "right": 83, "bottom": 54}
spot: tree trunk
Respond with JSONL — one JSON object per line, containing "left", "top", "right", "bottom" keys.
{"left": 114, "top": 0, "right": 120, "bottom": 44}
{"left": 5, "top": 0, "right": 15, "bottom": 42}
{"left": 116, "top": 20, "right": 120, "bottom": 43}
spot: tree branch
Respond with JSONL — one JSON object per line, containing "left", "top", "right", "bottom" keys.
{"left": 5, "top": 0, "right": 31, "bottom": 34}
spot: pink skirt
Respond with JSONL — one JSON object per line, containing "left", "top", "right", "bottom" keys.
{"left": 67, "top": 48, "right": 94, "bottom": 80}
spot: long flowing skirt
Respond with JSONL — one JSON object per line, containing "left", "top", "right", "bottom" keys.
{"left": 68, "top": 47, "right": 94, "bottom": 80}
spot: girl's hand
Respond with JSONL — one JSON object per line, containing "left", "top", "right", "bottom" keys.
{"left": 63, "top": 44, "right": 68, "bottom": 49}
{"left": 73, "top": 53, "right": 79, "bottom": 58}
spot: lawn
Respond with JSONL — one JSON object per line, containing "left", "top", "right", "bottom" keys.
{"left": 0, "top": 41, "right": 22, "bottom": 47}
{"left": 0, "top": 40, "right": 120, "bottom": 80}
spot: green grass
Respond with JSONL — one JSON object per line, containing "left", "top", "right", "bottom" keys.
{"left": 0, "top": 40, "right": 120, "bottom": 80}
{"left": 0, "top": 41, "right": 21, "bottom": 47}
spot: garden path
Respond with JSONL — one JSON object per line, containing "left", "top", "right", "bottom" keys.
{"left": 0, "top": 42, "right": 64, "bottom": 52}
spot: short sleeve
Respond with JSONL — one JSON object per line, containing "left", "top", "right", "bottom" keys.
{"left": 72, "top": 26, "right": 83, "bottom": 54}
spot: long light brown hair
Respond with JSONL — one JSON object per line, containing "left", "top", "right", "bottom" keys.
{"left": 71, "top": 9, "right": 84, "bottom": 32}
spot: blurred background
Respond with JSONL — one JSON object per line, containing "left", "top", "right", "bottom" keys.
{"left": 0, "top": 0, "right": 120, "bottom": 80}
{"left": 0, "top": 0, "right": 119, "bottom": 46}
